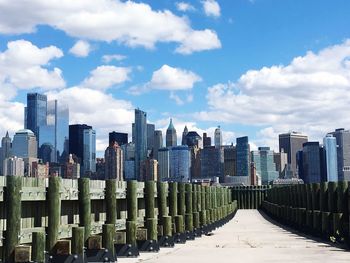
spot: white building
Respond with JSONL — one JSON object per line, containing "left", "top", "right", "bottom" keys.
{"left": 3, "top": 156, "right": 24, "bottom": 176}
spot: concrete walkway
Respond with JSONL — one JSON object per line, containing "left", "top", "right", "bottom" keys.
{"left": 118, "top": 210, "right": 350, "bottom": 263}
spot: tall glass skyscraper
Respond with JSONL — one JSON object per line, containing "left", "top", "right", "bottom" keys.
{"left": 25, "top": 93, "right": 47, "bottom": 142}
{"left": 329, "top": 128, "right": 350, "bottom": 181}
{"left": 214, "top": 126, "right": 222, "bottom": 148}
{"left": 236, "top": 136, "right": 250, "bottom": 177}
{"left": 166, "top": 119, "right": 177, "bottom": 147}
{"left": 134, "top": 109, "right": 147, "bottom": 180}
{"left": 301, "top": 142, "right": 321, "bottom": 183}
{"left": 169, "top": 145, "right": 190, "bottom": 182}
{"left": 323, "top": 134, "right": 338, "bottom": 182}
{"left": 251, "top": 147, "right": 279, "bottom": 185}
{"left": 83, "top": 128, "right": 96, "bottom": 176}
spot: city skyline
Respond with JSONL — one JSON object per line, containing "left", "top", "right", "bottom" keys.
{"left": 0, "top": 1, "right": 350, "bottom": 154}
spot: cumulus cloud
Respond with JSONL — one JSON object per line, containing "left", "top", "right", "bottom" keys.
{"left": 81, "top": 65, "right": 131, "bottom": 90}
{"left": 202, "top": 0, "right": 221, "bottom": 18}
{"left": 102, "top": 54, "right": 127, "bottom": 63}
{"left": 0, "top": 0, "right": 221, "bottom": 54}
{"left": 175, "top": 2, "right": 195, "bottom": 12}
{"left": 129, "top": 64, "right": 201, "bottom": 98}
{"left": 0, "top": 39, "right": 65, "bottom": 91}
{"left": 198, "top": 39, "right": 350, "bottom": 145}
{"left": 69, "top": 40, "right": 91, "bottom": 57}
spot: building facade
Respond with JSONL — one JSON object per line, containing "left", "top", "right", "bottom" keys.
{"left": 329, "top": 128, "right": 350, "bottom": 181}
{"left": 12, "top": 129, "right": 37, "bottom": 159}
{"left": 200, "top": 146, "right": 224, "bottom": 181}
{"left": 214, "top": 126, "right": 222, "bottom": 148}
{"left": 166, "top": 119, "right": 177, "bottom": 147}
{"left": 236, "top": 136, "right": 250, "bottom": 178}
{"left": 300, "top": 142, "right": 322, "bottom": 183}
{"left": 323, "top": 134, "right": 338, "bottom": 182}
{"left": 105, "top": 142, "right": 123, "bottom": 180}
{"left": 224, "top": 145, "right": 236, "bottom": 177}
{"left": 153, "top": 130, "right": 163, "bottom": 160}
{"left": 158, "top": 148, "right": 170, "bottom": 181}
{"left": 203, "top": 133, "right": 211, "bottom": 147}
{"left": 251, "top": 147, "right": 279, "bottom": 185}
{"left": 0, "top": 132, "right": 11, "bottom": 174}
{"left": 109, "top": 131, "right": 128, "bottom": 146}
{"left": 83, "top": 128, "right": 96, "bottom": 176}
{"left": 134, "top": 109, "right": 147, "bottom": 180}
{"left": 169, "top": 146, "right": 190, "bottom": 182}
{"left": 3, "top": 156, "right": 24, "bottom": 176}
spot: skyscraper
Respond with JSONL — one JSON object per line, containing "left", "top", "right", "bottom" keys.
{"left": 105, "top": 141, "right": 123, "bottom": 180}
{"left": 109, "top": 131, "right": 128, "bottom": 146}
{"left": 0, "top": 131, "right": 11, "bottom": 174}
{"left": 166, "top": 118, "right": 177, "bottom": 147}
{"left": 182, "top": 126, "right": 188, "bottom": 145}
{"left": 12, "top": 129, "right": 37, "bottom": 159}
{"left": 214, "top": 126, "right": 222, "bottom": 148}
{"left": 323, "top": 135, "right": 338, "bottom": 182}
{"left": 251, "top": 147, "right": 279, "bottom": 185}
{"left": 201, "top": 146, "right": 224, "bottom": 181}
{"left": 300, "top": 142, "right": 322, "bottom": 183}
{"left": 203, "top": 133, "right": 211, "bottom": 147}
{"left": 25, "top": 93, "right": 47, "bottom": 141}
{"left": 153, "top": 130, "right": 163, "bottom": 160}
{"left": 273, "top": 151, "right": 288, "bottom": 178}
{"left": 279, "top": 132, "right": 308, "bottom": 177}
{"left": 147, "top": 124, "right": 155, "bottom": 153}
{"left": 134, "top": 109, "right": 147, "bottom": 180}
{"left": 184, "top": 131, "right": 202, "bottom": 148}
{"left": 158, "top": 147, "right": 170, "bottom": 181}
{"left": 69, "top": 124, "right": 95, "bottom": 176}
{"left": 236, "top": 136, "right": 250, "bottom": 177}
{"left": 224, "top": 145, "right": 236, "bottom": 177}
{"left": 140, "top": 159, "right": 158, "bottom": 181}
{"left": 329, "top": 128, "right": 350, "bottom": 181}
{"left": 3, "top": 156, "right": 24, "bottom": 176}
{"left": 169, "top": 145, "right": 190, "bottom": 182}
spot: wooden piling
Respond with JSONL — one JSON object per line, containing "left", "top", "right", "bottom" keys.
{"left": 47, "top": 176, "right": 61, "bottom": 253}
{"left": 78, "top": 178, "right": 91, "bottom": 242}
{"left": 106, "top": 179, "right": 117, "bottom": 225}
{"left": 102, "top": 224, "right": 115, "bottom": 256}
{"left": 71, "top": 227, "right": 84, "bottom": 255}
{"left": 32, "top": 232, "right": 45, "bottom": 263}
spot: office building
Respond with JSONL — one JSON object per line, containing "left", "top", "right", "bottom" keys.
{"left": 122, "top": 142, "right": 135, "bottom": 180}
{"left": 166, "top": 118, "right": 177, "bottom": 147}
{"left": 83, "top": 128, "right": 96, "bottom": 175}
{"left": 3, "top": 156, "right": 24, "bottom": 176}
{"left": 323, "top": 134, "right": 338, "bottom": 182}
{"left": 38, "top": 143, "right": 55, "bottom": 163}
{"left": 329, "top": 128, "right": 350, "bottom": 181}
{"left": 153, "top": 130, "right": 163, "bottom": 160}
{"left": 25, "top": 93, "right": 47, "bottom": 141}
{"left": 109, "top": 131, "right": 128, "bottom": 146}
{"left": 184, "top": 131, "right": 202, "bottom": 148}
{"left": 64, "top": 154, "right": 80, "bottom": 179}
{"left": 279, "top": 132, "right": 308, "bottom": 178}
{"left": 224, "top": 145, "right": 236, "bottom": 177}
{"left": 273, "top": 151, "right": 288, "bottom": 178}
{"left": 147, "top": 124, "right": 155, "bottom": 153}
{"left": 169, "top": 145, "right": 190, "bottom": 182}
{"left": 200, "top": 146, "right": 224, "bottom": 181}
{"left": 236, "top": 136, "right": 250, "bottom": 177}
{"left": 158, "top": 148, "right": 170, "bottom": 181}
{"left": 299, "top": 142, "right": 322, "bottom": 183}
{"left": 105, "top": 142, "right": 123, "bottom": 180}
{"left": 190, "top": 146, "right": 201, "bottom": 179}
{"left": 12, "top": 129, "right": 37, "bottom": 159}
{"left": 214, "top": 126, "right": 222, "bottom": 148}
{"left": 0, "top": 131, "right": 12, "bottom": 174}
{"left": 140, "top": 158, "right": 158, "bottom": 181}
{"left": 251, "top": 147, "right": 279, "bottom": 185}
{"left": 203, "top": 133, "right": 211, "bottom": 147}
{"left": 182, "top": 126, "right": 188, "bottom": 145}
{"left": 134, "top": 109, "right": 147, "bottom": 180}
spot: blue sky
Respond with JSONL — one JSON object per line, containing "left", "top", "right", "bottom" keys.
{"left": 1, "top": 0, "right": 350, "bottom": 154}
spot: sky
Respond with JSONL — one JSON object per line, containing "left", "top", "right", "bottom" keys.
{"left": 1, "top": 0, "right": 350, "bottom": 155}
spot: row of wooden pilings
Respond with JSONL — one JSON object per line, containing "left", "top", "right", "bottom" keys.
{"left": 262, "top": 182, "right": 349, "bottom": 244}
{"left": 231, "top": 186, "right": 270, "bottom": 209}
{"left": 4, "top": 176, "right": 238, "bottom": 262}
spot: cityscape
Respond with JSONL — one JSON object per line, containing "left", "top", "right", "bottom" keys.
{"left": 1, "top": 1, "right": 350, "bottom": 262}
{"left": 0, "top": 92, "right": 349, "bottom": 187}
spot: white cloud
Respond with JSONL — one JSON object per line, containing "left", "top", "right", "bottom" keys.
{"left": 129, "top": 64, "right": 201, "bottom": 97}
{"left": 199, "top": 39, "right": 350, "bottom": 146}
{"left": 0, "top": 39, "right": 65, "bottom": 91}
{"left": 102, "top": 54, "right": 127, "bottom": 63}
{"left": 69, "top": 40, "right": 91, "bottom": 57}
{"left": 202, "top": 0, "right": 221, "bottom": 18}
{"left": 81, "top": 65, "right": 131, "bottom": 90}
{"left": 47, "top": 86, "right": 134, "bottom": 152}
{"left": 170, "top": 92, "right": 184, "bottom": 105}
{"left": 0, "top": 0, "right": 221, "bottom": 54}
{"left": 175, "top": 2, "right": 195, "bottom": 12}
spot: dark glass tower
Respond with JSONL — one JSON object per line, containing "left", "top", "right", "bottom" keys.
{"left": 166, "top": 118, "right": 177, "bottom": 147}
{"left": 236, "top": 136, "right": 250, "bottom": 177}
{"left": 109, "top": 131, "right": 128, "bottom": 146}
{"left": 25, "top": 93, "right": 47, "bottom": 141}
{"left": 134, "top": 109, "right": 147, "bottom": 180}
{"left": 69, "top": 124, "right": 92, "bottom": 170}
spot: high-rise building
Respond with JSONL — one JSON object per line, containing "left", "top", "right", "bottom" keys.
{"left": 109, "top": 131, "right": 128, "bottom": 146}
{"left": 153, "top": 130, "right": 163, "bottom": 160}
{"left": 166, "top": 118, "right": 177, "bottom": 147}
{"left": 105, "top": 142, "right": 123, "bottom": 180}
{"left": 134, "top": 109, "right": 147, "bottom": 180}
{"left": 214, "top": 126, "right": 222, "bottom": 148}
{"left": 25, "top": 93, "right": 47, "bottom": 142}
{"left": 329, "top": 128, "right": 350, "bottom": 181}
{"left": 182, "top": 126, "right": 188, "bottom": 145}
{"left": 224, "top": 145, "right": 236, "bottom": 177}
{"left": 147, "top": 124, "right": 155, "bottom": 153}
{"left": 38, "top": 143, "right": 55, "bottom": 163}
{"left": 158, "top": 148, "right": 170, "bottom": 181}
{"left": 64, "top": 154, "right": 80, "bottom": 179}
{"left": 140, "top": 159, "right": 158, "bottom": 181}
{"left": 0, "top": 131, "right": 12, "bottom": 174}
{"left": 3, "top": 156, "right": 24, "bottom": 176}
{"left": 279, "top": 132, "right": 308, "bottom": 178}
{"left": 184, "top": 131, "right": 202, "bottom": 148}
{"left": 251, "top": 147, "right": 279, "bottom": 185}
{"left": 203, "top": 133, "right": 211, "bottom": 147}
{"left": 323, "top": 134, "right": 338, "bottom": 182}
{"left": 200, "top": 146, "right": 224, "bottom": 181}
{"left": 69, "top": 124, "right": 95, "bottom": 176}
{"left": 236, "top": 136, "right": 250, "bottom": 177}
{"left": 83, "top": 128, "right": 96, "bottom": 176}
{"left": 121, "top": 142, "right": 135, "bottom": 180}
{"left": 273, "top": 151, "right": 288, "bottom": 178}
{"left": 299, "top": 142, "right": 322, "bottom": 183}
{"left": 12, "top": 129, "right": 37, "bottom": 159}
{"left": 26, "top": 94, "right": 69, "bottom": 162}
{"left": 169, "top": 145, "right": 190, "bottom": 182}
{"left": 190, "top": 146, "right": 201, "bottom": 179}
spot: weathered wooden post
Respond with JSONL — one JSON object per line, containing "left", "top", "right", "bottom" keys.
{"left": 4, "top": 176, "right": 22, "bottom": 262}
{"left": 169, "top": 182, "right": 178, "bottom": 219}
{"left": 334, "top": 181, "right": 348, "bottom": 239}
{"left": 144, "top": 181, "right": 158, "bottom": 250}
{"left": 311, "top": 183, "right": 320, "bottom": 211}
{"left": 169, "top": 182, "right": 185, "bottom": 243}
{"left": 47, "top": 176, "right": 61, "bottom": 253}
{"left": 32, "top": 232, "right": 45, "bottom": 263}
{"left": 185, "top": 184, "right": 194, "bottom": 239}
{"left": 158, "top": 182, "right": 174, "bottom": 247}
{"left": 102, "top": 224, "right": 115, "bottom": 258}
{"left": 320, "top": 182, "right": 328, "bottom": 212}
{"left": 71, "top": 227, "right": 84, "bottom": 256}
{"left": 328, "top": 182, "right": 338, "bottom": 213}
{"left": 200, "top": 185, "right": 207, "bottom": 232}
{"left": 192, "top": 185, "right": 200, "bottom": 236}
{"left": 106, "top": 179, "right": 117, "bottom": 225}
{"left": 178, "top": 183, "right": 186, "bottom": 217}
{"left": 78, "top": 178, "right": 91, "bottom": 243}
